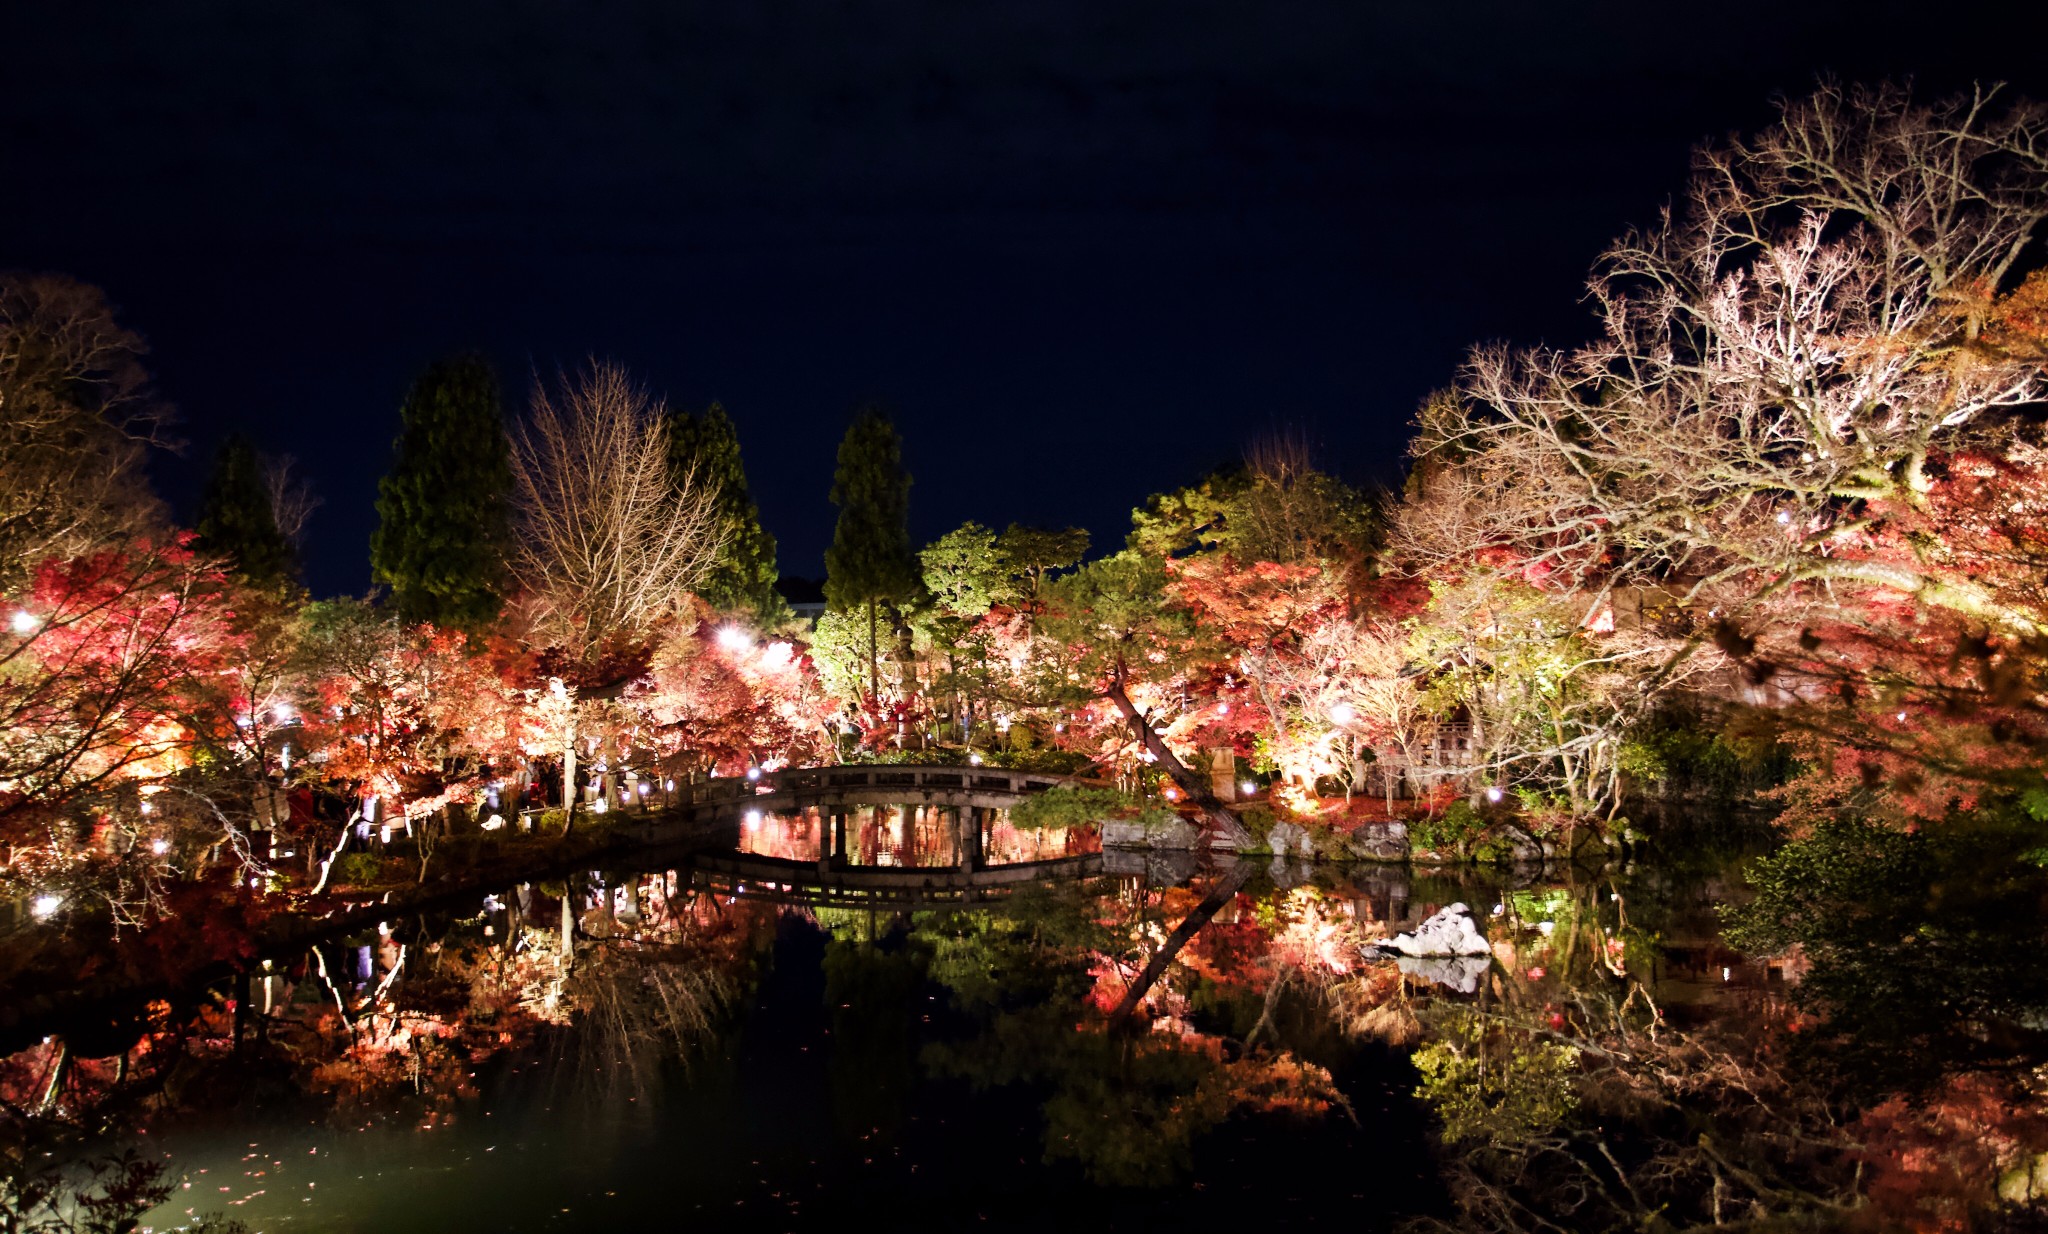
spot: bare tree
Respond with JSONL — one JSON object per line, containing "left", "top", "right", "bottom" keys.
{"left": 509, "top": 362, "right": 727, "bottom": 656}
{"left": 0, "top": 273, "right": 172, "bottom": 580}
{"left": 260, "top": 452, "right": 321, "bottom": 549}
{"left": 1402, "top": 82, "right": 2048, "bottom": 636}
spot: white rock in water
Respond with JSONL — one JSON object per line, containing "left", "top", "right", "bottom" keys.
{"left": 1376, "top": 902, "right": 1492, "bottom": 957}
{"left": 1396, "top": 955, "right": 1492, "bottom": 994}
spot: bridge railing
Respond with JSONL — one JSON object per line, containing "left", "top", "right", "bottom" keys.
{"left": 511, "top": 763, "right": 1071, "bottom": 831}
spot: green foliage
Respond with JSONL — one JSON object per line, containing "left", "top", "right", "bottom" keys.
{"left": 824, "top": 406, "right": 919, "bottom": 695}
{"left": 997, "top": 523, "right": 1089, "bottom": 597}
{"left": 823, "top": 407, "right": 919, "bottom": 614}
{"left": 1126, "top": 465, "right": 1373, "bottom": 566}
{"left": 1411, "top": 800, "right": 1485, "bottom": 853}
{"left": 1038, "top": 550, "right": 1195, "bottom": 696}
{"left": 665, "top": 402, "right": 786, "bottom": 624}
{"left": 1618, "top": 705, "right": 1794, "bottom": 799}
{"left": 1412, "top": 1007, "right": 1580, "bottom": 1146}
{"left": 370, "top": 354, "right": 512, "bottom": 630}
{"left": 1127, "top": 472, "right": 1243, "bottom": 556}
{"left": 333, "top": 852, "right": 388, "bottom": 888}
{"left": 1724, "top": 810, "right": 2048, "bottom": 1095}
{"left": 1008, "top": 785, "right": 1173, "bottom": 831}
{"left": 919, "top": 521, "right": 1012, "bottom": 618}
{"left": 195, "top": 435, "right": 294, "bottom": 588}
{"left": 844, "top": 746, "right": 1090, "bottom": 774}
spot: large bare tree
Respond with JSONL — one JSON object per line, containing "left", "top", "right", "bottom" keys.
{"left": 1402, "top": 82, "right": 2048, "bottom": 636}
{"left": 509, "top": 362, "right": 727, "bottom": 657}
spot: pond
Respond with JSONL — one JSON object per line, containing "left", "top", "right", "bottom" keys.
{"left": 6, "top": 806, "right": 2038, "bottom": 1232}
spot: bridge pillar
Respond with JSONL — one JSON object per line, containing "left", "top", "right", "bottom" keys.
{"left": 957, "top": 806, "right": 982, "bottom": 873}
{"left": 830, "top": 810, "right": 849, "bottom": 866}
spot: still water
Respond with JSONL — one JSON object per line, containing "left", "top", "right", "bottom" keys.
{"left": 11, "top": 809, "right": 1807, "bottom": 1231}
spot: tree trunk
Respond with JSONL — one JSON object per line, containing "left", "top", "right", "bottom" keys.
{"left": 867, "top": 599, "right": 880, "bottom": 700}
{"left": 1104, "top": 677, "right": 1254, "bottom": 849}
{"left": 1110, "top": 861, "right": 1255, "bottom": 1025}
{"left": 561, "top": 709, "right": 578, "bottom": 840}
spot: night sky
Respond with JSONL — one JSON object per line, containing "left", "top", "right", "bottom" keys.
{"left": 6, "top": 2, "right": 2047, "bottom": 597}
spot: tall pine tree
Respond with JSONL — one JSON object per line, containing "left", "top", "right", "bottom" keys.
{"left": 370, "top": 355, "right": 513, "bottom": 631}
{"left": 195, "top": 435, "right": 295, "bottom": 589}
{"left": 665, "top": 401, "right": 786, "bottom": 624}
{"left": 823, "top": 406, "right": 918, "bottom": 698}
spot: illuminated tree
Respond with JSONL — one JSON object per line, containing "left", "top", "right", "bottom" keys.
{"left": 0, "top": 540, "right": 234, "bottom": 846}
{"left": 1038, "top": 551, "right": 1252, "bottom": 846}
{"left": 1404, "top": 83, "right": 2048, "bottom": 638}
{"left": 0, "top": 273, "right": 169, "bottom": 584}
{"left": 823, "top": 407, "right": 919, "bottom": 700}
{"left": 507, "top": 362, "right": 727, "bottom": 823}
{"left": 509, "top": 362, "right": 726, "bottom": 656}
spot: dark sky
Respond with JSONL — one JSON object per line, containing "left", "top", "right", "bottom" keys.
{"left": 5, "top": 2, "right": 2047, "bottom": 597}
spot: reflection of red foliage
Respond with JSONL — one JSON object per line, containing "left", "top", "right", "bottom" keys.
{"left": 1857, "top": 1072, "right": 2048, "bottom": 1232}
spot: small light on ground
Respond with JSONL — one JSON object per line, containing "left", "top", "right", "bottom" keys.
{"left": 716, "top": 626, "right": 754, "bottom": 653}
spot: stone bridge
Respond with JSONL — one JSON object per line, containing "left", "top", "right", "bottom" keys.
{"left": 635, "top": 763, "right": 1076, "bottom": 824}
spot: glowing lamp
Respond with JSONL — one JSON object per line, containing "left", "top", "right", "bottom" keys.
{"left": 1486, "top": 787, "right": 1503, "bottom": 803}
{"left": 1329, "top": 702, "right": 1355, "bottom": 725}
{"left": 746, "top": 767, "right": 762, "bottom": 781}
{"left": 150, "top": 838, "right": 169, "bottom": 855}
{"left": 969, "top": 754, "right": 983, "bottom": 766}
{"left": 10, "top": 610, "right": 37, "bottom": 635}
{"left": 717, "top": 626, "right": 754, "bottom": 653}
{"left": 30, "top": 895, "right": 61, "bottom": 920}
{"left": 1240, "top": 781, "right": 1256, "bottom": 796}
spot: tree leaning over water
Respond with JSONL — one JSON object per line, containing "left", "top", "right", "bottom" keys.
{"left": 371, "top": 354, "right": 514, "bottom": 632}
{"left": 824, "top": 406, "right": 919, "bottom": 700}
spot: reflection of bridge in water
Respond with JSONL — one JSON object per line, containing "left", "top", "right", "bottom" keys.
{"left": 685, "top": 851, "right": 1103, "bottom": 909}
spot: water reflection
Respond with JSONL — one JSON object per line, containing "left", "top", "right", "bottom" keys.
{"left": 4, "top": 826, "right": 2043, "bottom": 1232}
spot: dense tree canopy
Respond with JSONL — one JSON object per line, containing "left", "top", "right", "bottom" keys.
{"left": 195, "top": 435, "right": 295, "bottom": 589}
{"left": 664, "top": 402, "right": 785, "bottom": 625}
{"left": 370, "top": 354, "right": 513, "bottom": 632}
{"left": 823, "top": 406, "right": 919, "bottom": 698}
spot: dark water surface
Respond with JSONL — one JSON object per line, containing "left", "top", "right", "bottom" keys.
{"left": 12, "top": 809, "right": 1771, "bottom": 1233}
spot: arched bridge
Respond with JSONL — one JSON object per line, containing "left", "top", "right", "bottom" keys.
{"left": 640, "top": 763, "right": 1073, "bottom": 825}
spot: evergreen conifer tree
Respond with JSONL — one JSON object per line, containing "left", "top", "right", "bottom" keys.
{"left": 195, "top": 435, "right": 295, "bottom": 588}
{"left": 665, "top": 402, "right": 786, "bottom": 624}
{"left": 823, "top": 406, "right": 918, "bottom": 698}
{"left": 370, "top": 355, "right": 513, "bottom": 631}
